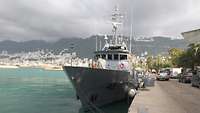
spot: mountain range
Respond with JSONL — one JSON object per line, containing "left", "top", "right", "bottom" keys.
{"left": 0, "top": 36, "right": 188, "bottom": 58}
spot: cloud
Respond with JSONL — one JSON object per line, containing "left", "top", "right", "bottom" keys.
{"left": 0, "top": 0, "right": 200, "bottom": 41}
{"left": 131, "top": 0, "right": 200, "bottom": 38}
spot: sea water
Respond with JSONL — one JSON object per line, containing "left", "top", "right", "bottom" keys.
{"left": 0, "top": 68, "right": 81, "bottom": 113}
{"left": 0, "top": 68, "right": 128, "bottom": 113}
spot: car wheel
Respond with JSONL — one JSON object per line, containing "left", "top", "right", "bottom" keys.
{"left": 183, "top": 79, "right": 186, "bottom": 83}
{"left": 192, "top": 83, "right": 195, "bottom": 87}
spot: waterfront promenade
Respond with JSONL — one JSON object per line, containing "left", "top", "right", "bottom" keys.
{"left": 129, "top": 80, "right": 200, "bottom": 113}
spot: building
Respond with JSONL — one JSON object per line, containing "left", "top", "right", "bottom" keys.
{"left": 182, "top": 29, "right": 200, "bottom": 43}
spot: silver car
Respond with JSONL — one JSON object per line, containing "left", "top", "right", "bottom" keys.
{"left": 156, "top": 71, "right": 170, "bottom": 81}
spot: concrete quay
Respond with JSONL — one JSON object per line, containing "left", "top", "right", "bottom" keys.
{"left": 128, "top": 80, "right": 199, "bottom": 113}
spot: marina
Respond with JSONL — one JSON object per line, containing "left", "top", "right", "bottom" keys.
{"left": 0, "top": 0, "right": 200, "bottom": 113}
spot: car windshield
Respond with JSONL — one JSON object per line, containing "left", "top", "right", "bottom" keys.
{"left": 160, "top": 71, "right": 167, "bottom": 73}
{"left": 186, "top": 72, "right": 193, "bottom": 76}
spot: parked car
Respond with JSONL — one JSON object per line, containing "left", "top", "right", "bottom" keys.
{"left": 136, "top": 71, "right": 145, "bottom": 88}
{"left": 156, "top": 70, "right": 170, "bottom": 81}
{"left": 170, "top": 68, "right": 182, "bottom": 79}
{"left": 178, "top": 69, "right": 193, "bottom": 83}
{"left": 191, "top": 66, "right": 200, "bottom": 88}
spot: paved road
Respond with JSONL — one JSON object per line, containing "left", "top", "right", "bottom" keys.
{"left": 158, "top": 79, "right": 200, "bottom": 113}
{"left": 129, "top": 79, "right": 200, "bottom": 113}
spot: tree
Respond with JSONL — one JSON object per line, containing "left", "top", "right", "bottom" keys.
{"left": 168, "top": 48, "right": 184, "bottom": 67}
{"left": 187, "top": 43, "right": 200, "bottom": 66}
{"left": 146, "top": 56, "right": 154, "bottom": 70}
{"left": 175, "top": 43, "right": 200, "bottom": 69}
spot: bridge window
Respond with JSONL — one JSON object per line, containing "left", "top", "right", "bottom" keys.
{"left": 108, "top": 54, "right": 112, "bottom": 60}
{"left": 95, "top": 54, "right": 100, "bottom": 59}
{"left": 120, "top": 54, "right": 127, "bottom": 60}
{"left": 101, "top": 54, "right": 106, "bottom": 60}
{"left": 114, "top": 54, "right": 119, "bottom": 60}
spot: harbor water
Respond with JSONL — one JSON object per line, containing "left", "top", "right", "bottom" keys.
{"left": 0, "top": 68, "right": 129, "bottom": 113}
{"left": 0, "top": 68, "right": 81, "bottom": 113}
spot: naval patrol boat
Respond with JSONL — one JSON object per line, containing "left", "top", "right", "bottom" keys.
{"left": 63, "top": 7, "right": 137, "bottom": 111}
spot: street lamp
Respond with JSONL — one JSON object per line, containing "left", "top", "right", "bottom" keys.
{"left": 70, "top": 43, "right": 74, "bottom": 66}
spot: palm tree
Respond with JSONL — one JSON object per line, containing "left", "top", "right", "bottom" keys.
{"left": 188, "top": 43, "right": 200, "bottom": 67}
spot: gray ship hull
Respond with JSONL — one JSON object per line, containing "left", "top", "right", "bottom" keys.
{"left": 63, "top": 66, "right": 134, "bottom": 110}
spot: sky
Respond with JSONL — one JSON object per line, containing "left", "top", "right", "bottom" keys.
{"left": 0, "top": 0, "right": 200, "bottom": 41}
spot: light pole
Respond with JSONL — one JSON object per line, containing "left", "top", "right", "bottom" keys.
{"left": 70, "top": 43, "right": 74, "bottom": 66}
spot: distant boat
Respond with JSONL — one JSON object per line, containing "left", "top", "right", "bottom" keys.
{"left": 0, "top": 65, "right": 19, "bottom": 69}
{"left": 63, "top": 6, "right": 137, "bottom": 111}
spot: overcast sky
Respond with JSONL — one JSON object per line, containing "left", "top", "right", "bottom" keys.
{"left": 0, "top": 0, "right": 200, "bottom": 41}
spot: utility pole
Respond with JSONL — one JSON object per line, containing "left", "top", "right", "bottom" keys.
{"left": 130, "top": 24, "right": 132, "bottom": 52}
{"left": 70, "top": 43, "right": 74, "bottom": 66}
{"left": 99, "top": 39, "right": 102, "bottom": 51}
{"left": 96, "top": 35, "right": 98, "bottom": 51}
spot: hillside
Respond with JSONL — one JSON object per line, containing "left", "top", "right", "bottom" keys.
{"left": 0, "top": 36, "right": 188, "bottom": 58}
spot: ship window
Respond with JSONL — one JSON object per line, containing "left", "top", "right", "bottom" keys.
{"left": 101, "top": 54, "right": 106, "bottom": 59}
{"left": 114, "top": 54, "right": 119, "bottom": 60}
{"left": 120, "top": 55, "right": 127, "bottom": 60}
{"left": 108, "top": 54, "right": 112, "bottom": 60}
{"left": 95, "top": 54, "right": 100, "bottom": 59}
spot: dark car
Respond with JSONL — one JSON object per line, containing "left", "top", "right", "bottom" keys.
{"left": 191, "top": 66, "right": 200, "bottom": 88}
{"left": 179, "top": 71, "right": 193, "bottom": 83}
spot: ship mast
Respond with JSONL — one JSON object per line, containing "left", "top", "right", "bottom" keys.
{"left": 111, "top": 6, "right": 123, "bottom": 45}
